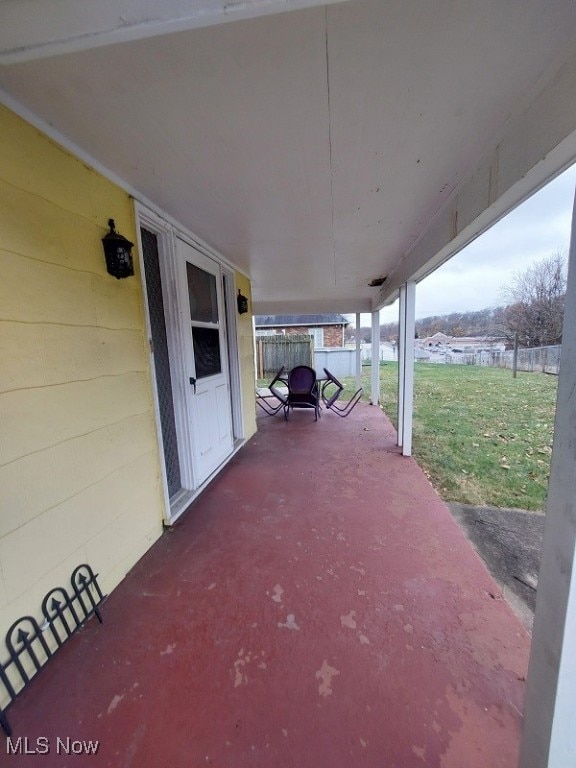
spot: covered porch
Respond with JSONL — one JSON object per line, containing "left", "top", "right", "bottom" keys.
{"left": 3, "top": 2, "right": 576, "bottom": 763}
{"left": 10, "top": 404, "right": 529, "bottom": 767}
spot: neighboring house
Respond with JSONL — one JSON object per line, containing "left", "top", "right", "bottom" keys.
{"left": 254, "top": 314, "right": 349, "bottom": 348}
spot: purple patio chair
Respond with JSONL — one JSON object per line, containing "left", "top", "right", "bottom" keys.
{"left": 285, "top": 365, "right": 320, "bottom": 421}
{"left": 320, "top": 368, "right": 363, "bottom": 417}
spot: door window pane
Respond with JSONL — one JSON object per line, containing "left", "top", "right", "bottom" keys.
{"left": 187, "top": 262, "right": 218, "bottom": 323}
{"left": 193, "top": 327, "right": 222, "bottom": 378}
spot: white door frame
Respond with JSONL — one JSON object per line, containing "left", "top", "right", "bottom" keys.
{"left": 135, "top": 202, "right": 243, "bottom": 523}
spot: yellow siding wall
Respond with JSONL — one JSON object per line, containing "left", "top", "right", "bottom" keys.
{"left": 0, "top": 105, "right": 165, "bottom": 638}
{"left": 235, "top": 273, "right": 257, "bottom": 440}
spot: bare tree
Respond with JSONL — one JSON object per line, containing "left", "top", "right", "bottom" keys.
{"left": 501, "top": 253, "right": 567, "bottom": 347}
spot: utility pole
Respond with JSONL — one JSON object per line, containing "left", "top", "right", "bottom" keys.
{"left": 512, "top": 332, "right": 519, "bottom": 378}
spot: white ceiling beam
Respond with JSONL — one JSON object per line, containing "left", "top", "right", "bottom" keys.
{"left": 253, "top": 297, "right": 372, "bottom": 315}
{"left": 0, "top": 0, "right": 349, "bottom": 64}
{"left": 376, "top": 45, "right": 576, "bottom": 310}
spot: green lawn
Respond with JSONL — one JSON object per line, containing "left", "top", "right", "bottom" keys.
{"left": 342, "top": 362, "right": 558, "bottom": 511}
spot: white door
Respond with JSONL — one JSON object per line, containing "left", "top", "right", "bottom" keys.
{"left": 177, "top": 239, "right": 233, "bottom": 485}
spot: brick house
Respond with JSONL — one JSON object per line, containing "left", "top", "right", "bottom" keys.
{"left": 254, "top": 314, "right": 349, "bottom": 348}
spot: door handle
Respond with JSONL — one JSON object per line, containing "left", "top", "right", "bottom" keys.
{"left": 189, "top": 376, "right": 197, "bottom": 394}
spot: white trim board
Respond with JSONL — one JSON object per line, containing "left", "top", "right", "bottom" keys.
{"left": 0, "top": 87, "right": 250, "bottom": 281}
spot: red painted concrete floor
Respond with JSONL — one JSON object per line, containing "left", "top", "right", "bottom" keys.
{"left": 6, "top": 404, "right": 530, "bottom": 768}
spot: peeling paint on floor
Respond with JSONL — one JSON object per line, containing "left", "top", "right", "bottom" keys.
{"left": 412, "top": 744, "right": 426, "bottom": 761}
{"left": 160, "top": 643, "right": 176, "bottom": 656}
{"left": 270, "top": 584, "right": 284, "bottom": 603}
{"left": 340, "top": 610, "right": 357, "bottom": 629}
{"left": 107, "top": 693, "right": 124, "bottom": 715}
{"left": 233, "top": 649, "right": 255, "bottom": 688}
{"left": 278, "top": 614, "right": 300, "bottom": 630}
{"left": 316, "top": 660, "right": 340, "bottom": 697}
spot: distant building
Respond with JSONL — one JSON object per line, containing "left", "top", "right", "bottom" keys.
{"left": 254, "top": 314, "right": 349, "bottom": 348}
{"left": 417, "top": 332, "right": 506, "bottom": 354}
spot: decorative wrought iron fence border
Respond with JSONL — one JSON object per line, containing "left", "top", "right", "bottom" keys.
{"left": 0, "top": 564, "right": 105, "bottom": 737}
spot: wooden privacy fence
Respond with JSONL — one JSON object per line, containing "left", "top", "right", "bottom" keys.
{"left": 256, "top": 335, "right": 314, "bottom": 378}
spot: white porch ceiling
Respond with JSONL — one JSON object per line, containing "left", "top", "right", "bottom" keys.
{"left": 0, "top": 0, "right": 349, "bottom": 63}
{"left": 2, "top": 0, "right": 576, "bottom": 314}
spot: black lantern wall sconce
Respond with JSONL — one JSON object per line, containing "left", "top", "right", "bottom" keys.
{"left": 102, "top": 219, "right": 135, "bottom": 279}
{"left": 237, "top": 290, "right": 249, "bottom": 314}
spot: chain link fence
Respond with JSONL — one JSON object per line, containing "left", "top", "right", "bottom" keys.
{"left": 441, "top": 344, "right": 561, "bottom": 373}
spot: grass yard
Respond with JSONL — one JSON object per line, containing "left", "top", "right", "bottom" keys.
{"left": 342, "top": 362, "right": 558, "bottom": 511}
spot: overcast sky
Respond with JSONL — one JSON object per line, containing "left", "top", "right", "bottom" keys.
{"left": 351, "top": 163, "right": 576, "bottom": 326}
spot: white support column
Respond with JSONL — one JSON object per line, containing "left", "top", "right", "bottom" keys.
{"left": 370, "top": 310, "right": 380, "bottom": 405}
{"left": 397, "top": 285, "right": 406, "bottom": 447}
{"left": 355, "top": 312, "right": 362, "bottom": 391}
{"left": 519, "top": 189, "right": 576, "bottom": 768}
{"left": 397, "top": 281, "right": 416, "bottom": 456}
